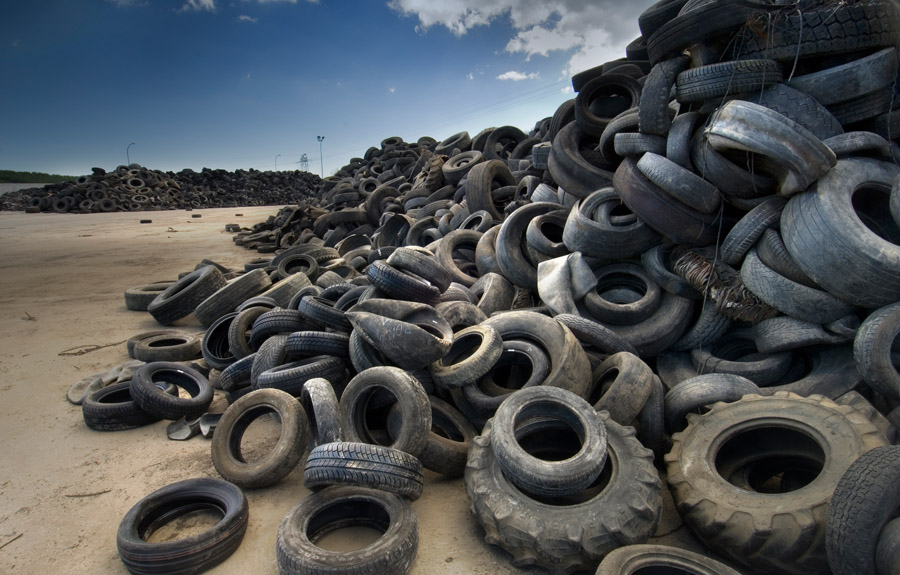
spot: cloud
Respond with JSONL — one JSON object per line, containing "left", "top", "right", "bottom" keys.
{"left": 467, "top": 72, "right": 474, "bottom": 80}
{"left": 561, "top": 85, "right": 573, "bottom": 94}
{"left": 238, "top": 14, "right": 257, "bottom": 22}
{"left": 106, "top": 0, "right": 142, "bottom": 5}
{"left": 389, "top": 87, "right": 396, "bottom": 93}
{"left": 180, "top": 0, "right": 216, "bottom": 12}
{"left": 388, "top": 0, "right": 653, "bottom": 77}
{"left": 497, "top": 71, "right": 539, "bottom": 81}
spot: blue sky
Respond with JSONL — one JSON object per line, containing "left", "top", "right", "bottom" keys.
{"left": 1, "top": 0, "right": 654, "bottom": 176}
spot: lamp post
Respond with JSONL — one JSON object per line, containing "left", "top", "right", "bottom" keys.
{"left": 126, "top": 142, "right": 136, "bottom": 166}
{"left": 275, "top": 154, "right": 282, "bottom": 172}
{"left": 317, "top": 136, "right": 325, "bottom": 177}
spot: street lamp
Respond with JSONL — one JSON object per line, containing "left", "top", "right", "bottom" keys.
{"left": 275, "top": 154, "right": 282, "bottom": 172}
{"left": 317, "top": 136, "right": 325, "bottom": 177}
{"left": 126, "top": 142, "right": 136, "bottom": 166}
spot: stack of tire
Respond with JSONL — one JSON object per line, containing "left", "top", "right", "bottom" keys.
{"left": 6, "top": 163, "right": 320, "bottom": 213}
{"left": 94, "top": 0, "right": 900, "bottom": 573}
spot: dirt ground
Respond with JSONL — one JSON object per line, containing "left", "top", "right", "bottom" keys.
{"left": 0, "top": 206, "right": 705, "bottom": 575}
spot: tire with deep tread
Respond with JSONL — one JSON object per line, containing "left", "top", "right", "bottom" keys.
{"left": 303, "top": 442, "right": 424, "bottom": 500}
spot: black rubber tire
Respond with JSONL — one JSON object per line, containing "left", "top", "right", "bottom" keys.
{"left": 82, "top": 381, "right": 168, "bottom": 431}
{"left": 127, "top": 330, "right": 184, "bottom": 359}
{"left": 483, "top": 125, "right": 528, "bottom": 162}
{"left": 738, "top": 82, "right": 844, "bottom": 142}
{"left": 254, "top": 355, "right": 346, "bottom": 397}
{"left": 429, "top": 324, "right": 503, "bottom": 389}
{"left": 854, "top": 302, "right": 900, "bottom": 401}
{"left": 664, "top": 373, "right": 760, "bottom": 433}
{"left": 638, "top": 0, "right": 690, "bottom": 36}
{"left": 734, "top": 0, "right": 900, "bottom": 63}
{"left": 219, "top": 353, "right": 255, "bottom": 393}
{"left": 562, "top": 187, "right": 661, "bottom": 260}
{"left": 781, "top": 158, "right": 900, "bottom": 309}
{"left": 303, "top": 442, "right": 424, "bottom": 500}
{"left": 575, "top": 74, "right": 643, "bottom": 137}
{"left": 676, "top": 59, "right": 783, "bottom": 103}
{"left": 116, "top": 477, "right": 248, "bottom": 575}
{"left": 718, "top": 196, "right": 786, "bottom": 266}
{"left": 588, "top": 351, "right": 654, "bottom": 426}
{"left": 876, "top": 517, "right": 900, "bottom": 575}
{"left": 386, "top": 246, "right": 451, "bottom": 292}
{"left": 276, "top": 253, "right": 319, "bottom": 283}
{"left": 671, "top": 302, "right": 732, "bottom": 352}
{"left": 584, "top": 262, "right": 662, "bottom": 326}
{"left": 227, "top": 306, "right": 268, "bottom": 359}
{"left": 365, "top": 260, "right": 441, "bottom": 305}
{"left": 641, "top": 244, "right": 701, "bottom": 299}
{"left": 495, "top": 202, "right": 559, "bottom": 291}
{"left": 301, "top": 377, "right": 343, "bottom": 447}
{"left": 400, "top": 395, "right": 475, "bottom": 477}
{"left": 211, "top": 388, "right": 308, "bottom": 489}
{"left": 124, "top": 281, "right": 174, "bottom": 311}
{"left": 258, "top": 272, "right": 313, "bottom": 308}
{"left": 740, "top": 247, "right": 854, "bottom": 324}
{"left": 752, "top": 315, "right": 850, "bottom": 354}
{"left": 613, "top": 132, "right": 667, "bottom": 157}
{"left": 464, "top": 159, "right": 516, "bottom": 221}
{"left": 465, "top": 415, "right": 661, "bottom": 573}
{"left": 826, "top": 445, "right": 900, "bottom": 575}
{"left": 248, "top": 309, "right": 310, "bottom": 349}
{"left": 147, "top": 265, "right": 227, "bottom": 325}
{"left": 756, "top": 228, "right": 817, "bottom": 288}
{"left": 665, "top": 392, "right": 888, "bottom": 575}
{"left": 691, "top": 328, "right": 794, "bottom": 385}
{"left": 442, "top": 150, "right": 483, "bottom": 186}
{"left": 285, "top": 331, "right": 350, "bottom": 359}
{"left": 548, "top": 121, "right": 616, "bottom": 199}
{"left": 491, "top": 386, "right": 608, "bottom": 498}
{"left": 646, "top": 0, "right": 760, "bottom": 63}
{"left": 596, "top": 543, "right": 744, "bottom": 574}
{"left": 434, "top": 300, "right": 487, "bottom": 332}
{"left": 639, "top": 55, "right": 690, "bottom": 136}
{"left": 132, "top": 333, "right": 201, "bottom": 363}
{"left": 604, "top": 289, "right": 695, "bottom": 359}
{"left": 193, "top": 269, "right": 270, "bottom": 327}
{"left": 787, "top": 47, "right": 898, "bottom": 107}
{"left": 201, "top": 312, "right": 238, "bottom": 371}
{"left": 470, "top": 272, "right": 515, "bottom": 316}
{"left": 340, "top": 366, "right": 431, "bottom": 457}
{"left": 297, "top": 294, "right": 354, "bottom": 331}
{"left": 435, "top": 130, "right": 471, "bottom": 155}
{"left": 131, "top": 362, "right": 213, "bottom": 421}
{"left": 249, "top": 334, "right": 289, "bottom": 386}
{"left": 554, "top": 313, "right": 639, "bottom": 356}
{"left": 276, "top": 485, "right": 418, "bottom": 575}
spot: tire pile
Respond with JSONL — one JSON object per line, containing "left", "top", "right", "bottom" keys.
{"left": 2, "top": 164, "right": 321, "bottom": 213}
{"left": 68, "top": 1, "right": 900, "bottom": 574}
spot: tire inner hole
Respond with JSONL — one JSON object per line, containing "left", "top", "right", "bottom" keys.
{"left": 231, "top": 406, "right": 284, "bottom": 464}
{"left": 141, "top": 500, "right": 225, "bottom": 543}
{"left": 715, "top": 426, "right": 825, "bottom": 493}
{"left": 309, "top": 500, "right": 389, "bottom": 552}
{"left": 852, "top": 184, "right": 900, "bottom": 244}
{"left": 513, "top": 402, "right": 585, "bottom": 462}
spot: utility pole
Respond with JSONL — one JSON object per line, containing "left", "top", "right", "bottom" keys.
{"left": 126, "top": 142, "right": 136, "bottom": 166}
{"left": 299, "top": 154, "right": 309, "bottom": 172}
{"left": 275, "top": 154, "right": 282, "bottom": 171}
{"left": 317, "top": 136, "right": 325, "bottom": 177}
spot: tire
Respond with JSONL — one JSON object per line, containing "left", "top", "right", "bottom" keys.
{"left": 259, "top": 272, "right": 313, "bottom": 308}
{"left": 691, "top": 327, "right": 794, "bottom": 385}
{"left": 781, "top": 158, "right": 900, "bottom": 308}
{"left": 548, "top": 121, "right": 616, "bottom": 199}
{"left": 249, "top": 334, "right": 289, "bottom": 386}
{"left": 464, "top": 160, "right": 516, "bottom": 221}
{"left": 562, "top": 187, "right": 660, "bottom": 260}
{"left": 276, "top": 486, "right": 418, "bottom": 575}
{"left": 211, "top": 388, "right": 308, "bottom": 489}
{"left": 297, "top": 294, "right": 354, "bottom": 331}
{"left": 365, "top": 260, "right": 440, "bottom": 305}
{"left": 301, "top": 377, "right": 343, "bottom": 447}
{"left": 755, "top": 228, "right": 817, "bottom": 288}
{"left": 718, "top": 196, "right": 785, "bottom": 266}
{"left": 636, "top": 152, "right": 721, "bottom": 214}
{"left": 740, "top": 247, "right": 854, "bottom": 324}
{"left": 116, "top": 477, "right": 248, "bottom": 575}
{"left": 584, "top": 262, "right": 662, "bottom": 326}
{"left": 442, "top": 150, "right": 483, "bottom": 186}
{"left": 465, "top": 416, "right": 661, "bottom": 573}
{"left": 219, "top": 353, "right": 255, "bottom": 393}
{"left": 596, "top": 544, "right": 744, "bottom": 575}
{"left": 248, "top": 309, "right": 310, "bottom": 349}
{"left": 876, "top": 517, "right": 900, "bottom": 575}
{"left": 470, "top": 272, "right": 515, "bottom": 316}
{"left": 483, "top": 125, "right": 527, "bottom": 161}
{"left": 554, "top": 313, "right": 639, "bottom": 356}
{"left": 491, "top": 386, "right": 608, "bottom": 498}
{"left": 402, "top": 395, "right": 475, "bottom": 477}
{"left": 612, "top": 133, "right": 666, "bottom": 157}
{"left": 575, "top": 74, "right": 643, "bottom": 136}
{"left": 734, "top": 0, "right": 900, "bottom": 62}
{"left": 340, "top": 366, "right": 431, "bottom": 457}
{"left": 227, "top": 306, "right": 268, "bottom": 359}
{"left": 131, "top": 362, "right": 213, "bottom": 421}
{"left": 639, "top": 55, "right": 690, "bottom": 136}
{"left": 826, "top": 445, "right": 900, "bottom": 575}
{"left": 752, "top": 315, "right": 849, "bottom": 353}
{"left": 638, "top": 0, "right": 689, "bottom": 36}
{"left": 285, "top": 331, "right": 350, "bottom": 359}
{"left": 193, "top": 268, "right": 271, "bottom": 327}
{"left": 664, "top": 373, "right": 760, "bottom": 433}
{"left": 787, "top": 47, "right": 898, "bottom": 106}
{"left": 147, "top": 265, "right": 227, "bottom": 325}
{"left": 434, "top": 300, "right": 488, "bottom": 332}
{"left": 201, "top": 312, "right": 238, "bottom": 371}
{"left": 646, "top": 0, "right": 762, "bottom": 63}
{"left": 82, "top": 381, "right": 168, "bottom": 431}
{"left": 496, "top": 202, "right": 559, "bottom": 291}
{"left": 588, "top": 352, "right": 654, "bottom": 426}
{"left": 738, "top": 82, "right": 844, "bottom": 141}
{"left": 254, "top": 355, "right": 346, "bottom": 397}
{"left": 676, "top": 59, "right": 783, "bottom": 103}
{"left": 434, "top": 229, "right": 482, "bottom": 288}
{"left": 124, "top": 281, "right": 174, "bottom": 312}
{"left": 435, "top": 130, "right": 471, "bottom": 155}
{"left": 664, "top": 392, "right": 888, "bottom": 575}
{"left": 854, "top": 302, "right": 900, "bottom": 400}
{"left": 603, "top": 289, "right": 695, "bottom": 359}
{"left": 303, "top": 442, "right": 424, "bottom": 500}
{"left": 132, "top": 333, "right": 201, "bottom": 363}
{"left": 386, "top": 246, "right": 451, "bottom": 292}
{"left": 429, "top": 324, "right": 503, "bottom": 389}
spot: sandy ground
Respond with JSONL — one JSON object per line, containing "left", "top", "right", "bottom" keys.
{"left": 0, "top": 207, "right": 705, "bottom": 575}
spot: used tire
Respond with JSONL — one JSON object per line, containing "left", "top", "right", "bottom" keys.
{"left": 147, "top": 265, "right": 227, "bottom": 325}
{"left": 303, "top": 442, "right": 424, "bottom": 500}
{"left": 131, "top": 362, "right": 213, "bottom": 421}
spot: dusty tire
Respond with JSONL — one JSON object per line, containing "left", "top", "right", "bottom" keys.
{"left": 276, "top": 486, "right": 418, "bottom": 575}
{"left": 665, "top": 392, "right": 889, "bottom": 575}
{"left": 465, "top": 416, "right": 661, "bottom": 573}
{"left": 147, "top": 265, "right": 227, "bottom": 325}
{"left": 429, "top": 324, "right": 503, "bottom": 389}
{"left": 211, "top": 388, "right": 308, "bottom": 489}
{"left": 303, "top": 442, "right": 424, "bottom": 500}
{"left": 596, "top": 544, "right": 744, "bottom": 575}
{"left": 131, "top": 362, "right": 213, "bottom": 421}
{"left": 854, "top": 302, "right": 900, "bottom": 400}
{"left": 124, "top": 281, "right": 174, "bottom": 312}
{"left": 116, "top": 477, "right": 248, "bottom": 575}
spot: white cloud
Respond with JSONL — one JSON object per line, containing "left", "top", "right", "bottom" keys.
{"left": 388, "top": 0, "right": 654, "bottom": 77}
{"left": 389, "top": 87, "right": 396, "bottom": 93}
{"left": 238, "top": 14, "right": 257, "bottom": 22}
{"left": 497, "top": 71, "right": 539, "bottom": 81}
{"left": 467, "top": 72, "right": 474, "bottom": 80}
{"left": 257, "top": 0, "right": 298, "bottom": 3}
{"left": 561, "top": 85, "right": 573, "bottom": 94}
{"left": 180, "top": 0, "right": 215, "bottom": 11}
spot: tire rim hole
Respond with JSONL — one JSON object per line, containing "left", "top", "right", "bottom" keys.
{"left": 513, "top": 402, "right": 587, "bottom": 462}
{"left": 147, "top": 338, "right": 188, "bottom": 348}
{"left": 361, "top": 388, "right": 397, "bottom": 446}
{"left": 588, "top": 367, "right": 619, "bottom": 406}
{"left": 440, "top": 332, "right": 483, "bottom": 367}
{"left": 140, "top": 501, "right": 225, "bottom": 543}
{"left": 307, "top": 500, "right": 390, "bottom": 552}
{"left": 232, "top": 407, "right": 284, "bottom": 464}
{"left": 715, "top": 426, "right": 825, "bottom": 493}
{"left": 538, "top": 220, "right": 564, "bottom": 243}
{"left": 852, "top": 184, "right": 900, "bottom": 244}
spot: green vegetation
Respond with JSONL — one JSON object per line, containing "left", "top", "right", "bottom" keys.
{"left": 0, "top": 170, "right": 76, "bottom": 184}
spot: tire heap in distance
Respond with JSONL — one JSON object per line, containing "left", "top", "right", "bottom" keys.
{"left": 84, "top": 1, "right": 900, "bottom": 573}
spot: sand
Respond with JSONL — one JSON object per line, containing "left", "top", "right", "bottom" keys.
{"left": 0, "top": 206, "right": 700, "bottom": 574}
